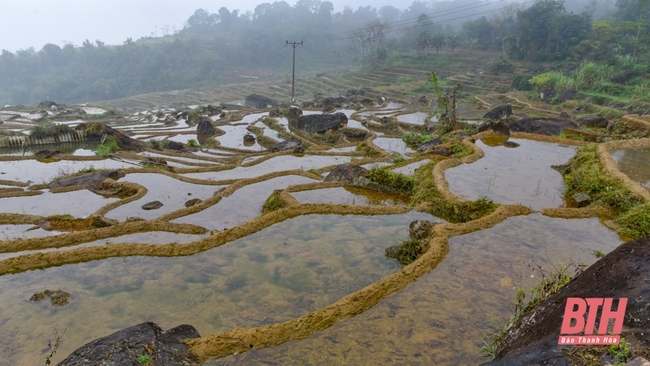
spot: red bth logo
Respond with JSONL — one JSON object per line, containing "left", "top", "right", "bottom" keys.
{"left": 558, "top": 297, "right": 628, "bottom": 345}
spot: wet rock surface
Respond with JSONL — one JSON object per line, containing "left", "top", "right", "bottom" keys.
{"left": 484, "top": 235, "right": 650, "bottom": 365}
{"left": 483, "top": 103, "right": 513, "bottom": 120}
{"left": 197, "top": 119, "right": 215, "bottom": 136}
{"left": 77, "top": 123, "right": 146, "bottom": 152}
{"left": 323, "top": 164, "right": 372, "bottom": 186}
{"left": 57, "top": 322, "right": 200, "bottom": 366}
{"left": 508, "top": 118, "right": 580, "bottom": 136}
{"left": 185, "top": 198, "right": 202, "bottom": 207}
{"left": 289, "top": 112, "right": 348, "bottom": 134}
{"left": 29, "top": 289, "right": 71, "bottom": 306}
{"left": 164, "top": 140, "right": 185, "bottom": 151}
{"left": 50, "top": 169, "right": 125, "bottom": 189}
{"left": 478, "top": 120, "right": 511, "bottom": 136}
{"left": 142, "top": 201, "right": 164, "bottom": 210}
{"left": 268, "top": 139, "right": 304, "bottom": 153}
{"left": 35, "top": 149, "right": 62, "bottom": 159}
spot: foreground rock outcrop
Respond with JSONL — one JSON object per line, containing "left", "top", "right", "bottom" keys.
{"left": 508, "top": 118, "right": 580, "bottom": 136}
{"left": 76, "top": 123, "right": 146, "bottom": 152}
{"left": 58, "top": 322, "right": 200, "bottom": 366}
{"left": 289, "top": 112, "right": 348, "bottom": 134}
{"left": 483, "top": 235, "right": 650, "bottom": 365}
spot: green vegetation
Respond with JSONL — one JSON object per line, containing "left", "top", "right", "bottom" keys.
{"left": 594, "top": 249, "right": 606, "bottom": 258}
{"left": 368, "top": 167, "right": 414, "bottom": 195}
{"left": 96, "top": 137, "right": 120, "bottom": 156}
{"left": 562, "top": 337, "right": 650, "bottom": 366}
{"left": 559, "top": 144, "right": 650, "bottom": 238}
{"left": 137, "top": 354, "right": 151, "bottom": 366}
{"left": 402, "top": 131, "right": 431, "bottom": 146}
{"left": 262, "top": 190, "right": 289, "bottom": 214}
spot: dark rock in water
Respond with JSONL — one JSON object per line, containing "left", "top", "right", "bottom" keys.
{"left": 57, "top": 322, "right": 200, "bottom": 366}
{"left": 126, "top": 216, "right": 145, "bottom": 222}
{"left": 572, "top": 192, "right": 591, "bottom": 207}
{"left": 164, "top": 140, "right": 184, "bottom": 151}
{"left": 508, "top": 118, "right": 579, "bottom": 136}
{"left": 478, "top": 121, "right": 511, "bottom": 137}
{"left": 245, "top": 94, "right": 278, "bottom": 108}
{"left": 268, "top": 139, "right": 304, "bottom": 153}
{"left": 339, "top": 127, "right": 367, "bottom": 140}
{"left": 185, "top": 198, "right": 202, "bottom": 207}
{"left": 50, "top": 169, "right": 125, "bottom": 189}
{"left": 197, "top": 119, "right": 215, "bottom": 136}
{"left": 289, "top": 105, "right": 302, "bottom": 119}
{"left": 482, "top": 235, "right": 650, "bottom": 366}
{"left": 409, "top": 220, "right": 434, "bottom": 240}
{"left": 577, "top": 116, "right": 609, "bottom": 128}
{"left": 76, "top": 123, "right": 146, "bottom": 152}
{"left": 243, "top": 134, "right": 256, "bottom": 143}
{"left": 143, "top": 157, "right": 168, "bottom": 168}
{"left": 289, "top": 112, "right": 348, "bottom": 134}
{"left": 30, "top": 289, "right": 71, "bottom": 306}
{"left": 483, "top": 103, "right": 513, "bottom": 120}
{"left": 417, "top": 139, "right": 440, "bottom": 153}
{"left": 501, "top": 141, "right": 520, "bottom": 148}
{"left": 323, "top": 164, "right": 372, "bottom": 186}
{"left": 35, "top": 149, "right": 62, "bottom": 159}
{"left": 558, "top": 89, "right": 577, "bottom": 102}
{"left": 142, "top": 201, "right": 163, "bottom": 210}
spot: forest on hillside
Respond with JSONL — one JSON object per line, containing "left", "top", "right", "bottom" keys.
{"left": 0, "top": 0, "right": 647, "bottom": 106}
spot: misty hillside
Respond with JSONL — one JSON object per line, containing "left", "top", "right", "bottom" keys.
{"left": 0, "top": 0, "right": 646, "bottom": 107}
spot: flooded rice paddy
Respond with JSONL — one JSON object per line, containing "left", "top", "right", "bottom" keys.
{"left": 0, "top": 104, "right": 635, "bottom": 365}
{"left": 611, "top": 147, "right": 650, "bottom": 189}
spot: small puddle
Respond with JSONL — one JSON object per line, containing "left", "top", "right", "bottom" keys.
{"left": 291, "top": 186, "right": 410, "bottom": 206}
{"left": 445, "top": 139, "right": 576, "bottom": 210}
{"left": 610, "top": 147, "right": 650, "bottom": 189}
{"left": 0, "top": 212, "right": 434, "bottom": 366}
{"left": 173, "top": 175, "right": 316, "bottom": 230}
{"left": 105, "top": 173, "right": 225, "bottom": 221}
{"left": 216, "top": 214, "right": 621, "bottom": 365}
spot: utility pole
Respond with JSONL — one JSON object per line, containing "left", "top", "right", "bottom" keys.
{"left": 286, "top": 41, "right": 303, "bottom": 104}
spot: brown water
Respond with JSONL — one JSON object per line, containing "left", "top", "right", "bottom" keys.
{"left": 0, "top": 212, "right": 434, "bottom": 366}
{"left": 291, "top": 186, "right": 410, "bottom": 206}
{"left": 213, "top": 214, "right": 622, "bottom": 365}
{"left": 611, "top": 147, "right": 650, "bottom": 189}
{"left": 445, "top": 139, "right": 576, "bottom": 210}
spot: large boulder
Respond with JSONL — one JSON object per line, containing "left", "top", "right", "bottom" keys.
{"left": 76, "top": 123, "right": 146, "bottom": 152}
{"left": 324, "top": 164, "right": 373, "bottom": 187}
{"left": 289, "top": 112, "right": 348, "bottom": 134}
{"left": 268, "top": 139, "right": 304, "bottom": 153}
{"left": 245, "top": 94, "right": 278, "bottom": 108}
{"left": 57, "top": 322, "right": 200, "bottom": 366}
{"left": 483, "top": 103, "right": 513, "bottom": 120}
{"left": 483, "top": 235, "right": 650, "bottom": 365}
{"left": 197, "top": 119, "right": 215, "bottom": 136}
{"left": 508, "top": 118, "right": 580, "bottom": 136}
{"left": 164, "top": 140, "right": 184, "bottom": 151}
{"left": 50, "top": 169, "right": 125, "bottom": 189}
{"left": 478, "top": 121, "right": 511, "bottom": 137}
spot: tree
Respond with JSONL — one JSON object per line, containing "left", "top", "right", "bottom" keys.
{"left": 417, "top": 30, "right": 432, "bottom": 55}
{"left": 431, "top": 33, "right": 446, "bottom": 54}
{"left": 447, "top": 35, "right": 460, "bottom": 52}
{"left": 350, "top": 18, "right": 390, "bottom": 69}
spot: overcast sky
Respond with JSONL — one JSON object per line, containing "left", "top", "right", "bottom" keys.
{"left": 0, "top": 0, "right": 404, "bottom": 53}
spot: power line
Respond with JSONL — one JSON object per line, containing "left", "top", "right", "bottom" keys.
{"left": 286, "top": 41, "right": 303, "bottom": 103}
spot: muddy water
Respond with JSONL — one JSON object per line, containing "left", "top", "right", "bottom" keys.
{"left": 0, "top": 190, "right": 119, "bottom": 217}
{"left": 0, "top": 212, "right": 434, "bottom": 366}
{"left": 215, "top": 214, "right": 621, "bottom": 365}
{"left": 445, "top": 139, "right": 576, "bottom": 210}
{"left": 184, "top": 155, "right": 351, "bottom": 181}
{"left": 611, "top": 147, "right": 650, "bottom": 189}
{"left": 173, "top": 175, "right": 316, "bottom": 230}
{"left": 105, "top": 173, "right": 225, "bottom": 221}
{"left": 291, "top": 186, "right": 410, "bottom": 206}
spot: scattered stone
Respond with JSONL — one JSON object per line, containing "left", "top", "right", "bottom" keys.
{"left": 185, "top": 198, "right": 202, "bottom": 207}
{"left": 417, "top": 139, "right": 440, "bottom": 153}
{"left": 268, "top": 139, "right": 304, "bottom": 153}
{"left": 339, "top": 127, "right": 367, "bottom": 140}
{"left": 29, "top": 289, "right": 71, "bottom": 306}
{"left": 289, "top": 106, "right": 302, "bottom": 119}
{"left": 323, "top": 164, "right": 372, "bottom": 186}
{"left": 57, "top": 322, "right": 201, "bottom": 366}
{"left": 197, "top": 119, "right": 215, "bottom": 136}
{"left": 245, "top": 94, "right": 278, "bottom": 108}
{"left": 142, "top": 201, "right": 163, "bottom": 210}
{"left": 478, "top": 121, "right": 511, "bottom": 137}
{"left": 126, "top": 216, "right": 145, "bottom": 222}
{"left": 289, "top": 112, "right": 348, "bottom": 134}
{"left": 572, "top": 192, "right": 591, "bottom": 207}
{"left": 143, "top": 157, "right": 168, "bottom": 168}
{"left": 164, "top": 140, "right": 184, "bottom": 151}
{"left": 501, "top": 141, "right": 520, "bottom": 148}
{"left": 482, "top": 103, "right": 513, "bottom": 120}
{"left": 428, "top": 147, "right": 451, "bottom": 156}
{"left": 243, "top": 134, "right": 256, "bottom": 143}
{"left": 558, "top": 89, "right": 577, "bottom": 102}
